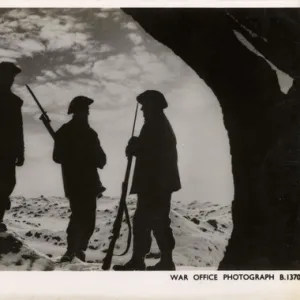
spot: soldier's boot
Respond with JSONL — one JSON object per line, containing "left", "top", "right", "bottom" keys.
{"left": 60, "top": 249, "right": 76, "bottom": 263}
{"left": 147, "top": 251, "right": 176, "bottom": 271}
{"left": 113, "top": 256, "right": 146, "bottom": 271}
{"left": 76, "top": 250, "right": 86, "bottom": 262}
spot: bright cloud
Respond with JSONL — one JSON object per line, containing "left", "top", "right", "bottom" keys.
{"left": 60, "top": 63, "right": 92, "bottom": 76}
{"left": 6, "top": 8, "right": 29, "bottom": 19}
{"left": 122, "top": 21, "right": 138, "bottom": 30}
{"left": 36, "top": 76, "right": 46, "bottom": 82}
{"left": 42, "top": 70, "right": 58, "bottom": 80}
{"left": 0, "top": 11, "right": 90, "bottom": 57}
{"left": 41, "top": 30, "right": 89, "bottom": 51}
{"left": 0, "top": 48, "right": 22, "bottom": 59}
{"left": 95, "top": 12, "right": 109, "bottom": 19}
{"left": 99, "top": 44, "right": 114, "bottom": 53}
{"left": 92, "top": 54, "right": 138, "bottom": 81}
{"left": 128, "top": 33, "right": 143, "bottom": 45}
{"left": 18, "top": 39, "right": 45, "bottom": 54}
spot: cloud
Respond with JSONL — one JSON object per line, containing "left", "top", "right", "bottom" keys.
{"left": 73, "top": 22, "right": 88, "bottom": 31}
{"left": 133, "top": 50, "right": 177, "bottom": 84}
{"left": 0, "top": 8, "right": 184, "bottom": 110}
{"left": 6, "top": 8, "right": 29, "bottom": 19}
{"left": 0, "top": 12, "right": 91, "bottom": 53}
{"left": 99, "top": 44, "right": 114, "bottom": 53}
{"left": 18, "top": 39, "right": 45, "bottom": 54}
{"left": 104, "top": 81, "right": 132, "bottom": 96}
{"left": 122, "top": 21, "right": 138, "bottom": 30}
{"left": 91, "top": 45, "right": 183, "bottom": 100}
{"left": 42, "top": 70, "right": 58, "bottom": 79}
{"left": 36, "top": 75, "right": 47, "bottom": 82}
{"left": 133, "top": 51, "right": 156, "bottom": 65}
{"left": 73, "top": 42, "right": 114, "bottom": 64}
{"left": 41, "top": 29, "right": 89, "bottom": 51}
{"left": 60, "top": 63, "right": 92, "bottom": 76}
{"left": 0, "top": 26, "right": 13, "bottom": 34}
{"left": 112, "top": 10, "right": 122, "bottom": 22}
{"left": 24, "top": 80, "right": 109, "bottom": 113}
{"left": 76, "top": 78, "right": 101, "bottom": 87}
{"left": 160, "top": 51, "right": 185, "bottom": 73}
{"left": 0, "top": 11, "right": 90, "bottom": 57}
{"left": 26, "top": 14, "right": 41, "bottom": 21}
{"left": 19, "top": 21, "right": 36, "bottom": 31}
{"left": 132, "top": 45, "right": 147, "bottom": 53}
{"left": 128, "top": 33, "right": 143, "bottom": 45}
{"left": 74, "top": 52, "right": 96, "bottom": 63}
{"left": 141, "top": 62, "right": 176, "bottom": 84}
{"left": 95, "top": 12, "right": 109, "bottom": 19}
{"left": 55, "top": 69, "right": 66, "bottom": 77}
{"left": 0, "top": 57, "right": 17, "bottom": 64}
{"left": 126, "top": 65, "right": 141, "bottom": 76}
{"left": 92, "top": 53, "right": 140, "bottom": 82}
{"left": 0, "top": 48, "right": 22, "bottom": 59}
{"left": 100, "top": 8, "right": 118, "bottom": 12}
{"left": 7, "top": 20, "right": 18, "bottom": 28}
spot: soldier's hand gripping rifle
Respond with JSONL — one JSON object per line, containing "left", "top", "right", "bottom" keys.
{"left": 102, "top": 103, "right": 139, "bottom": 271}
{"left": 26, "top": 84, "right": 55, "bottom": 139}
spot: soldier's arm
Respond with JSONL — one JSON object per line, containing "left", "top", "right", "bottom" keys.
{"left": 14, "top": 100, "right": 25, "bottom": 166}
{"left": 17, "top": 105, "right": 25, "bottom": 158}
{"left": 126, "top": 136, "right": 141, "bottom": 157}
{"left": 52, "top": 129, "right": 63, "bottom": 164}
{"left": 94, "top": 135, "right": 107, "bottom": 169}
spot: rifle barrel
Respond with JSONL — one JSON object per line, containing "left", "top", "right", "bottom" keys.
{"left": 131, "top": 103, "right": 139, "bottom": 137}
{"left": 26, "top": 84, "right": 55, "bottom": 139}
{"left": 26, "top": 85, "right": 48, "bottom": 116}
{"left": 101, "top": 103, "right": 138, "bottom": 270}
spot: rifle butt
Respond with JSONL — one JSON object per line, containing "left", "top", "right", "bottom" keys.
{"left": 101, "top": 155, "right": 134, "bottom": 270}
{"left": 102, "top": 236, "right": 118, "bottom": 270}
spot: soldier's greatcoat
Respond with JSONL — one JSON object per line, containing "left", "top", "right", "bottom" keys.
{"left": 130, "top": 112, "right": 181, "bottom": 195}
{"left": 53, "top": 119, "right": 106, "bottom": 198}
{"left": 0, "top": 91, "right": 24, "bottom": 211}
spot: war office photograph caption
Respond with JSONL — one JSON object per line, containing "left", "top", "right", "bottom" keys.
{"left": 0, "top": 0, "right": 300, "bottom": 299}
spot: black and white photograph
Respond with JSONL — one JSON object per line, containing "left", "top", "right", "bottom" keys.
{"left": 0, "top": 6, "right": 299, "bottom": 276}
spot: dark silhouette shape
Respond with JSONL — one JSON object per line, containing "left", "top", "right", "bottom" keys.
{"left": 261, "top": 78, "right": 300, "bottom": 268}
{"left": 0, "top": 62, "right": 24, "bottom": 232}
{"left": 26, "top": 85, "right": 55, "bottom": 139}
{"left": 122, "top": 8, "right": 300, "bottom": 270}
{"left": 102, "top": 104, "right": 138, "bottom": 271}
{"left": 113, "top": 90, "right": 181, "bottom": 271}
{"left": 53, "top": 96, "right": 107, "bottom": 262}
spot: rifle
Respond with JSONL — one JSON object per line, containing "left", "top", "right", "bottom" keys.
{"left": 102, "top": 103, "right": 139, "bottom": 270}
{"left": 26, "top": 84, "right": 55, "bottom": 139}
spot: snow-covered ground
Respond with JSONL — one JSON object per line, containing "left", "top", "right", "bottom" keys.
{"left": 0, "top": 196, "right": 232, "bottom": 271}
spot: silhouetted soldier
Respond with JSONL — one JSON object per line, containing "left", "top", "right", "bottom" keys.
{"left": 53, "top": 96, "right": 106, "bottom": 262}
{"left": 0, "top": 62, "right": 24, "bottom": 232}
{"left": 114, "top": 90, "right": 181, "bottom": 271}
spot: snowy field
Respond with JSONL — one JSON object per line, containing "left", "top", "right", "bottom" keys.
{"left": 0, "top": 196, "right": 232, "bottom": 271}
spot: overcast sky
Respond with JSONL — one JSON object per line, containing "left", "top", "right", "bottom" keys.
{"left": 0, "top": 8, "right": 236, "bottom": 204}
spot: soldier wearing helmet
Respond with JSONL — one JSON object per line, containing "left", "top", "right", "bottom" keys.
{"left": 114, "top": 90, "right": 181, "bottom": 271}
{"left": 53, "top": 96, "right": 107, "bottom": 262}
{"left": 0, "top": 62, "right": 24, "bottom": 232}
